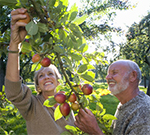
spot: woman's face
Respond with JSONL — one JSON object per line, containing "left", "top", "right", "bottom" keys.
{"left": 37, "top": 67, "right": 59, "bottom": 96}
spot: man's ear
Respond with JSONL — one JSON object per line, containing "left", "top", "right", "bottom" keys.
{"left": 130, "top": 70, "right": 137, "bottom": 82}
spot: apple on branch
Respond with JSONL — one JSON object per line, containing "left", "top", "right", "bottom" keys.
{"left": 32, "top": 54, "right": 41, "bottom": 63}
{"left": 54, "top": 93, "right": 66, "bottom": 104}
{"left": 71, "top": 102, "right": 80, "bottom": 111}
{"left": 82, "top": 84, "right": 93, "bottom": 95}
{"left": 60, "top": 102, "right": 71, "bottom": 116}
{"left": 40, "top": 57, "right": 51, "bottom": 67}
{"left": 68, "top": 92, "right": 77, "bottom": 103}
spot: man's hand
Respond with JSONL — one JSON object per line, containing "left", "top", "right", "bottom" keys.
{"left": 74, "top": 108, "right": 104, "bottom": 135}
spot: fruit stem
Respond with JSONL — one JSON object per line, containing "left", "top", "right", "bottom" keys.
{"left": 57, "top": 53, "right": 85, "bottom": 109}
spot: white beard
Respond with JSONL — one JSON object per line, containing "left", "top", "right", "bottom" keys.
{"left": 108, "top": 73, "right": 130, "bottom": 95}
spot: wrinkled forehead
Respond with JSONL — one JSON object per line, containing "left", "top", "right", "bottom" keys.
{"left": 108, "top": 61, "right": 129, "bottom": 72}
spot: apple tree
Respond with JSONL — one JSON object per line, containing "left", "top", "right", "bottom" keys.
{"left": 120, "top": 13, "right": 150, "bottom": 95}
{"left": 0, "top": 0, "right": 120, "bottom": 134}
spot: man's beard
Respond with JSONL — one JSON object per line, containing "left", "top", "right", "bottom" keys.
{"left": 108, "top": 73, "right": 130, "bottom": 95}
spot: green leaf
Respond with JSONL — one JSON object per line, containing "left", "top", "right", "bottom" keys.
{"left": 54, "top": 105, "right": 63, "bottom": 121}
{"left": 69, "top": 23, "right": 83, "bottom": 38}
{"left": 48, "top": 0, "right": 56, "bottom": 7}
{"left": 77, "top": 64, "right": 88, "bottom": 73}
{"left": 60, "top": 0, "right": 68, "bottom": 7}
{"left": 21, "top": 42, "right": 32, "bottom": 53}
{"left": 73, "top": 14, "right": 88, "bottom": 25}
{"left": 103, "top": 114, "right": 117, "bottom": 120}
{"left": 96, "top": 102, "right": 103, "bottom": 112}
{"left": 81, "top": 71, "right": 95, "bottom": 82}
{"left": 69, "top": 11, "right": 78, "bottom": 22}
{"left": 31, "top": 63, "right": 41, "bottom": 72}
{"left": 37, "top": 22, "right": 48, "bottom": 33}
{"left": 65, "top": 125, "right": 77, "bottom": 134}
{"left": 70, "top": 53, "right": 82, "bottom": 61}
{"left": 70, "top": 33, "right": 77, "bottom": 43}
{"left": 6, "top": 104, "right": 14, "bottom": 110}
{"left": 73, "top": 74, "right": 80, "bottom": 84}
{"left": 79, "top": 44, "right": 88, "bottom": 52}
{"left": 26, "top": 21, "right": 38, "bottom": 36}
{"left": 63, "top": 56, "right": 72, "bottom": 66}
{"left": 43, "top": 96, "right": 57, "bottom": 107}
{"left": 0, "top": 0, "right": 17, "bottom": 7}
{"left": 59, "top": 29, "right": 67, "bottom": 40}
{"left": 54, "top": 46, "right": 64, "bottom": 53}
{"left": 79, "top": 95, "right": 89, "bottom": 107}
{"left": 87, "top": 64, "right": 95, "bottom": 70}
{"left": 16, "top": 0, "right": 28, "bottom": 7}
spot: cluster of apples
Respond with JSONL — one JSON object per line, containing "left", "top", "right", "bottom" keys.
{"left": 32, "top": 54, "right": 51, "bottom": 67}
{"left": 54, "top": 84, "right": 93, "bottom": 116}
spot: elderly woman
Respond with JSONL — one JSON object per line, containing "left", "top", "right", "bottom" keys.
{"left": 5, "top": 8, "right": 75, "bottom": 135}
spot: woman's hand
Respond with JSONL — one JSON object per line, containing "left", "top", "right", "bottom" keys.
{"left": 10, "top": 8, "right": 28, "bottom": 46}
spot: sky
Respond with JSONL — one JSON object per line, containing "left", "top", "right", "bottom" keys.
{"left": 68, "top": 0, "right": 150, "bottom": 54}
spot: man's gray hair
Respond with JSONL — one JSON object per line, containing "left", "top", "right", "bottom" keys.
{"left": 117, "top": 60, "right": 142, "bottom": 83}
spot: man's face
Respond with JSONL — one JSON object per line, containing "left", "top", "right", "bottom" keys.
{"left": 106, "top": 62, "right": 130, "bottom": 95}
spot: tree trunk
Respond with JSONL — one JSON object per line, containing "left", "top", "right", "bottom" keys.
{"left": 146, "top": 77, "right": 150, "bottom": 96}
{"left": 144, "top": 76, "right": 147, "bottom": 88}
{"left": 0, "top": 57, "right": 5, "bottom": 92}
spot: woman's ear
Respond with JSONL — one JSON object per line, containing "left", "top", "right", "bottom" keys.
{"left": 130, "top": 70, "right": 137, "bottom": 82}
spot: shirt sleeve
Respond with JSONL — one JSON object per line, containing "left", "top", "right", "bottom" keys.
{"left": 5, "top": 77, "right": 33, "bottom": 120}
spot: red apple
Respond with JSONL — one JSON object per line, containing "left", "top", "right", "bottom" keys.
{"left": 54, "top": 93, "right": 66, "bottom": 104}
{"left": 32, "top": 54, "right": 41, "bottom": 63}
{"left": 68, "top": 92, "right": 77, "bottom": 103}
{"left": 40, "top": 57, "right": 51, "bottom": 67}
{"left": 60, "top": 102, "right": 71, "bottom": 116}
{"left": 82, "top": 84, "right": 93, "bottom": 95}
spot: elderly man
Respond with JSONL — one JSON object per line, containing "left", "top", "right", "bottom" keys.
{"left": 75, "top": 60, "right": 150, "bottom": 135}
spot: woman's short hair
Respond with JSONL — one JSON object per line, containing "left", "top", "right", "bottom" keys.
{"left": 34, "top": 64, "right": 61, "bottom": 94}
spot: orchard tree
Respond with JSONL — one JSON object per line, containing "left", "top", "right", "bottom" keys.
{"left": 0, "top": 0, "right": 115, "bottom": 134}
{"left": 0, "top": 0, "right": 132, "bottom": 134}
{"left": 120, "top": 12, "right": 150, "bottom": 95}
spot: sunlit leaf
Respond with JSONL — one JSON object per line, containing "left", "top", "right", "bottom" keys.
{"left": 81, "top": 71, "right": 95, "bottom": 82}
{"left": 65, "top": 125, "right": 77, "bottom": 133}
{"left": 21, "top": 42, "right": 32, "bottom": 53}
{"left": 73, "top": 14, "right": 88, "bottom": 25}
{"left": 31, "top": 63, "right": 41, "bottom": 72}
{"left": 43, "top": 96, "right": 57, "bottom": 107}
{"left": 54, "top": 105, "right": 63, "bottom": 121}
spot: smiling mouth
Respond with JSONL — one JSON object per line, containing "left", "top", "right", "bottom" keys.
{"left": 44, "top": 82, "right": 52, "bottom": 86}
{"left": 108, "top": 80, "right": 116, "bottom": 86}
